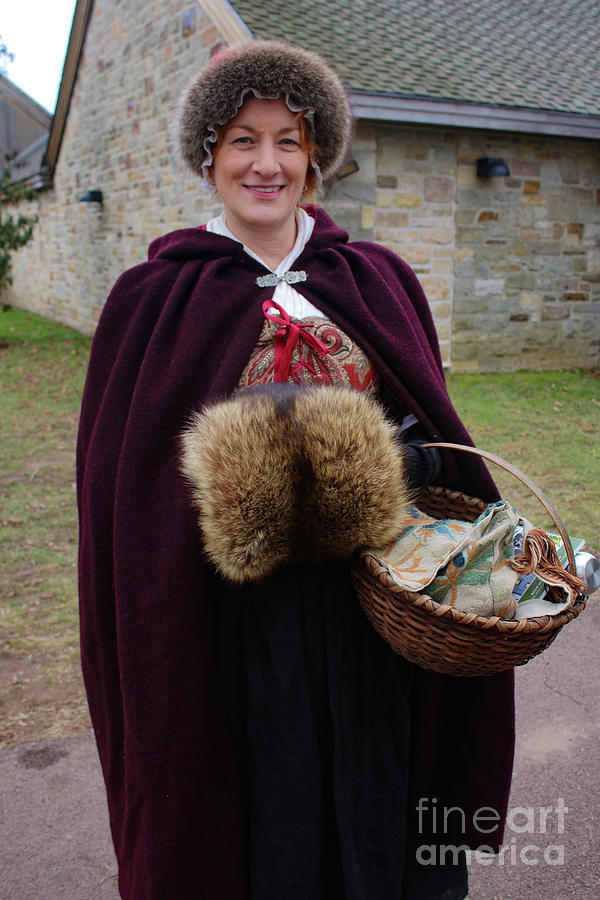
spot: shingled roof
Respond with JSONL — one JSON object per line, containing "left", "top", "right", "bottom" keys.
{"left": 229, "top": 0, "right": 600, "bottom": 118}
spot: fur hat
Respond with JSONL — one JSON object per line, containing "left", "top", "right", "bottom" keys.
{"left": 180, "top": 385, "right": 411, "bottom": 583}
{"left": 174, "top": 40, "right": 353, "bottom": 183}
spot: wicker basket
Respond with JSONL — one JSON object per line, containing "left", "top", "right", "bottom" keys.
{"left": 351, "top": 443, "right": 588, "bottom": 677}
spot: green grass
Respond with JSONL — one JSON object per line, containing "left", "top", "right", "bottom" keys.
{"left": 1, "top": 307, "right": 91, "bottom": 477}
{"left": 0, "top": 306, "right": 598, "bottom": 746}
{"left": 1, "top": 308, "right": 90, "bottom": 644}
{"left": 1, "top": 308, "right": 91, "bottom": 746}
{"left": 0, "top": 306, "right": 91, "bottom": 345}
{"left": 446, "top": 370, "right": 600, "bottom": 557}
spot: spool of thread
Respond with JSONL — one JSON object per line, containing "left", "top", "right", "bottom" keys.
{"left": 575, "top": 551, "right": 600, "bottom": 595}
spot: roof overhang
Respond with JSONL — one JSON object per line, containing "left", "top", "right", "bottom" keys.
{"left": 350, "top": 92, "right": 600, "bottom": 140}
{"left": 199, "top": 0, "right": 252, "bottom": 43}
{"left": 43, "top": 0, "right": 94, "bottom": 177}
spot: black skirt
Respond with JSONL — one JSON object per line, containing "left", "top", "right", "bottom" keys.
{"left": 215, "top": 560, "right": 468, "bottom": 900}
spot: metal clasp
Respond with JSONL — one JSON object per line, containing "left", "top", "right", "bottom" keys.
{"left": 255, "top": 270, "right": 308, "bottom": 288}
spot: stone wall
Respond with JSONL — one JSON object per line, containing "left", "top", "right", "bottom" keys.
{"left": 322, "top": 123, "right": 457, "bottom": 365}
{"left": 6, "top": 0, "right": 226, "bottom": 333}
{"left": 374, "top": 126, "right": 457, "bottom": 367}
{"left": 453, "top": 132, "right": 600, "bottom": 371}
{"left": 325, "top": 123, "right": 600, "bottom": 370}
{"left": 4, "top": 0, "right": 599, "bottom": 369}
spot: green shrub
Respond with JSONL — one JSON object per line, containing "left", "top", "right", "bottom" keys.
{"left": 0, "top": 168, "right": 38, "bottom": 293}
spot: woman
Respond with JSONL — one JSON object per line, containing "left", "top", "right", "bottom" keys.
{"left": 78, "top": 41, "right": 515, "bottom": 900}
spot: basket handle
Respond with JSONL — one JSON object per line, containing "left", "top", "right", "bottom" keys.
{"left": 423, "top": 442, "right": 577, "bottom": 573}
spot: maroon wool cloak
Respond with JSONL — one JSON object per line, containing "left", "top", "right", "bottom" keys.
{"left": 78, "top": 206, "right": 514, "bottom": 899}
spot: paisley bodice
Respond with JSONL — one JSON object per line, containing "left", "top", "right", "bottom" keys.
{"left": 238, "top": 300, "right": 378, "bottom": 393}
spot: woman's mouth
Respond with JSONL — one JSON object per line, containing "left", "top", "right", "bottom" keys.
{"left": 244, "top": 185, "right": 285, "bottom": 198}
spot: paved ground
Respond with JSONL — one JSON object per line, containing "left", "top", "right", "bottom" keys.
{"left": 1, "top": 600, "right": 598, "bottom": 900}
{"left": 468, "top": 597, "right": 600, "bottom": 900}
{"left": 0, "top": 731, "right": 118, "bottom": 899}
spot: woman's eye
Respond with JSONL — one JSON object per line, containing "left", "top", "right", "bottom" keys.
{"left": 281, "top": 138, "right": 300, "bottom": 147}
{"left": 232, "top": 136, "right": 253, "bottom": 145}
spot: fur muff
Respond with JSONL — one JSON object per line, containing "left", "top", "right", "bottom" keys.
{"left": 180, "top": 385, "right": 412, "bottom": 583}
{"left": 174, "top": 40, "right": 352, "bottom": 182}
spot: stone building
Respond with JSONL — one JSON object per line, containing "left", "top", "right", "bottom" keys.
{"left": 5, "top": 0, "right": 600, "bottom": 371}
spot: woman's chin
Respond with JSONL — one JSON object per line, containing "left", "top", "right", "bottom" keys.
{"left": 229, "top": 202, "right": 297, "bottom": 233}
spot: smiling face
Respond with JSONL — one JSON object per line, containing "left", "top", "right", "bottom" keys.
{"left": 211, "top": 97, "right": 310, "bottom": 247}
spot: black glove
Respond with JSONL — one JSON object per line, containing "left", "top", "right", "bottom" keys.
{"left": 401, "top": 440, "right": 441, "bottom": 491}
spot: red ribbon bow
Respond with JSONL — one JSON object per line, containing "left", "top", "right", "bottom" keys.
{"left": 262, "top": 300, "right": 329, "bottom": 383}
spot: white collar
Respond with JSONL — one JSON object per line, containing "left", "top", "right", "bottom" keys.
{"left": 205, "top": 207, "right": 315, "bottom": 274}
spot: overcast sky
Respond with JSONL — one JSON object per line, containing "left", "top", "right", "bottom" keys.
{"left": 2, "top": 0, "right": 77, "bottom": 112}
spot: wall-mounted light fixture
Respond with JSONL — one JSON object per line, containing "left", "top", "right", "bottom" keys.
{"left": 476, "top": 157, "right": 510, "bottom": 178}
{"left": 78, "top": 189, "right": 103, "bottom": 203}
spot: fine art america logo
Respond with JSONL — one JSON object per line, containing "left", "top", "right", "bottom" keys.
{"left": 415, "top": 797, "right": 568, "bottom": 867}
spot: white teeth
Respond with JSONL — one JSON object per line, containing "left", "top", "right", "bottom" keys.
{"left": 250, "top": 186, "right": 281, "bottom": 193}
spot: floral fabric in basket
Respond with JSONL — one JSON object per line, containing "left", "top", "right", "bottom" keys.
{"left": 373, "top": 501, "right": 524, "bottom": 619}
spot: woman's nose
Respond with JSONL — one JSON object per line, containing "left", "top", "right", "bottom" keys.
{"left": 252, "top": 141, "right": 280, "bottom": 175}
